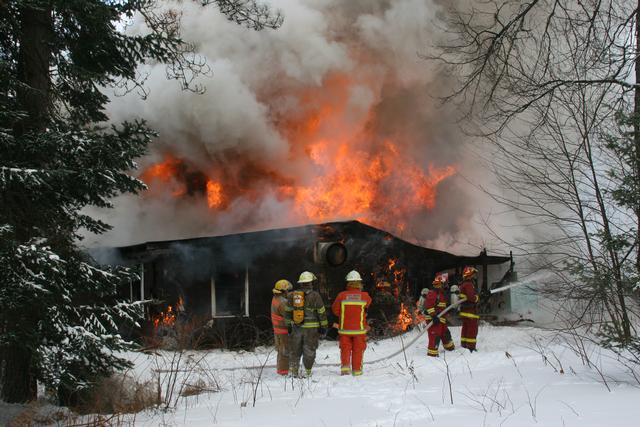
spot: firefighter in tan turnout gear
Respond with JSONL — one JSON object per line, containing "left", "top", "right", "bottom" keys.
{"left": 271, "top": 279, "right": 293, "bottom": 375}
{"left": 285, "top": 271, "right": 329, "bottom": 377}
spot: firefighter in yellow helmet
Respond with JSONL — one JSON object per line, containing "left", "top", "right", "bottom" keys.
{"left": 284, "top": 271, "right": 328, "bottom": 377}
{"left": 271, "top": 279, "right": 293, "bottom": 375}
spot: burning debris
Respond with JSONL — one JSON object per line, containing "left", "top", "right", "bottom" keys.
{"left": 394, "top": 303, "right": 414, "bottom": 333}
{"left": 152, "top": 296, "right": 184, "bottom": 329}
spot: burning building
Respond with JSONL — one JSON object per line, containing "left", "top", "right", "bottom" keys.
{"left": 114, "top": 220, "right": 511, "bottom": 346}
{"left": 79, "top": 2, "right": 528, "bottom": 348}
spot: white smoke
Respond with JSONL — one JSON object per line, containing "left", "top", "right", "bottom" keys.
{"left": 85, "top": 0, "right": 519, "bottom": 257}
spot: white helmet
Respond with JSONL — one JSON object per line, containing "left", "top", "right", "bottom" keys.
{"left": 298, "top": 271, "right": 317, "bottom": 284}
{"left": 345, "top": 270, "right": 363, "bottom": 282}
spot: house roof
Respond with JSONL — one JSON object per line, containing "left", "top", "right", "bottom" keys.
{"left": 116, "top": 220, "right": 511, "bottom": 267}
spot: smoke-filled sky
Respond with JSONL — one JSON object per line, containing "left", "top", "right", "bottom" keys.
{"left": 86, "top": 0, "right": 516, "bottom": 255}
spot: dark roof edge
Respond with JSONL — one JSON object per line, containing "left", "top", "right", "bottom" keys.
{"left": 115, "top": 220, "right": 511, "bottom": 264}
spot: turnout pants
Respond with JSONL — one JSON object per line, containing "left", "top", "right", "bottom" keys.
{"left": 274, "top": 333, "right": 289, "bottom": 375}
{"left": 427, "top": 323, "right": 455, "bottom": 357}
{"left": 460, "top": 315, "right": 479, "bottom": 350}
{"left": 339, "top": 334, "right": 367, "bottom": 375}
{"left": 289, "top": 327, "right": 319, "bottom": 374}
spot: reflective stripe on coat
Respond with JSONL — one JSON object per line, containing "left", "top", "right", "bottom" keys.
{"left": 271, "top": 295, "right": 288, "bottom": 335}
{"left": 331, "top": 289, "right": 372, "bottom": 335}
{"left": 285, "top": 288, "right": 329, "bottom": 329}
{"left": 459, "top": 279, "right": 479, "bottom": 316}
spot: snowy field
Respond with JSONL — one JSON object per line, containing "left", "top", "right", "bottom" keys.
{"left": 108, "top": 324, "right": 640, "bottom": 427}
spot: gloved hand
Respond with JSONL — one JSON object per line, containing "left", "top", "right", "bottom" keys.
{"left": 318, "top": 327, "right": 327, "bottom": 337}
{"left": 430, "top": 314, "right": 439, "bottom": 325}
{"left": 480, "top": 289, "right": 491, "bottom": 302}
{"left": 287, "top": 324, "right": 292, "bottom": 334}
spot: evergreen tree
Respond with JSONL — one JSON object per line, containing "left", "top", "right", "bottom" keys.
{"left": 0, "top": 0, "right": 281, "bottom": 404}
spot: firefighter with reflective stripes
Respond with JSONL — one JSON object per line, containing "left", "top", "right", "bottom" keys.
{"left": 458, "top": 266, "right": 480, "bottom": 352}
{"left": 423, "top": 274, "right": 455, "bottom": 357}
{"left": 331, "top": 270, "right": 372, "bottom": 376}
{"left": 285, "top": 271, "right": 328, "bottom": 377}
{"left": 271, "top": 279, "right": 293, "bottom": 376}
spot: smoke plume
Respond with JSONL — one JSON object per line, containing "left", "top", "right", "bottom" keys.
{"left": 86, "top": 0, "right": 507, "bottom": 254}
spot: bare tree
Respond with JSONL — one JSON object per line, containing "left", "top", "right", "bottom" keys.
{"left": 434, "top": 0, "right": 640, "bottom": 348}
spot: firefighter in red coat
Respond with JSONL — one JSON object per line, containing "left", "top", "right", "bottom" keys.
{"left": 458, "top": 266, "right": 480, "bottom": 352}
{"left": 423, "top": 274, "right": 455, "bottom": 357}
{"left": 331, "top": 270, "right": 372, "bottom": 376}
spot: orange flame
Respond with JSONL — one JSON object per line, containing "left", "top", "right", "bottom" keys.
{"left": 140, "top": 155, "right": 187, "bottom": 197}
{"left": 394, "top": 303, "right": 413, "bottom": 332}
{"left": 139, "top": 72, "right": 457, "bottom": 236}
{"left": 206, "top": 180, "right": 224, "bottom": 209}
{"left": 152, "top": 297, "right": 184, "bottom": 329}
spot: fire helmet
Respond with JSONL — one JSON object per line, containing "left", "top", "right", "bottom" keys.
{"left": 273, "top": 279, "right": 293, "bottom": 294}
{"left": 462, "top": 266, "right": 478, "bottom": 280}
{"left": 432, "top": 274, "right": 444, "bottom": 287}
{"left": 376, "top": 281, "right": 391, "bottom": 289}
{"left": 297, "top": 271, "right": 317, "bottom": 284}
{"left": 345, "top": 270, "right": 363, "bottom": 282}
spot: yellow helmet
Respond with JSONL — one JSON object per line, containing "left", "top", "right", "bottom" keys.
{"left": 297, "top": 271, "right": 317, "bottom": 284}
{"left": 273, "top": 279, "right": 293, "bottom": 294}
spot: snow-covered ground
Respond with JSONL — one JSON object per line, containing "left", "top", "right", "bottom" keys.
{"left": 116, "top": 324, "right": 640, "bottom": 427}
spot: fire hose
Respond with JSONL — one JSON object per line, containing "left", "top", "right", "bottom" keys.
{"left": 211, "top": 280, "right": 527, "bottom": 371}
{"left": 353, "top": 280, "right": 526, "bottom": 366}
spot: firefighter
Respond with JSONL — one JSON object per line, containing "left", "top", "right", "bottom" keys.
{"left": 370, "top": 281, "right": 397, "bottom": 336}
{"left": 285, "top": 271, "right": 328, "bottom": 377}
{"left": 423, "top": 274, "right": 455, "bottom": 357}
{"left": 331, "top": 270, "right": 372, "bottom": 376}
{"left": 458, "top": 266, "right": 480, "bottom": 352}
{"left": 271, "top": 279, "right": 292, "bottom": 376}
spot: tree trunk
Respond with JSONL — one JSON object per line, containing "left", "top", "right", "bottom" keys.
{"left": 0, "top": 343, "right": 37, "bottom": 403}
{"left": 14, "top": 3, "right": 52, "bottom": 135}
{"left": 0, "top": 4, "right": 52, "bottom": 403}
{"left": 635, "top": 1, "right": 640, "bottom": 274}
